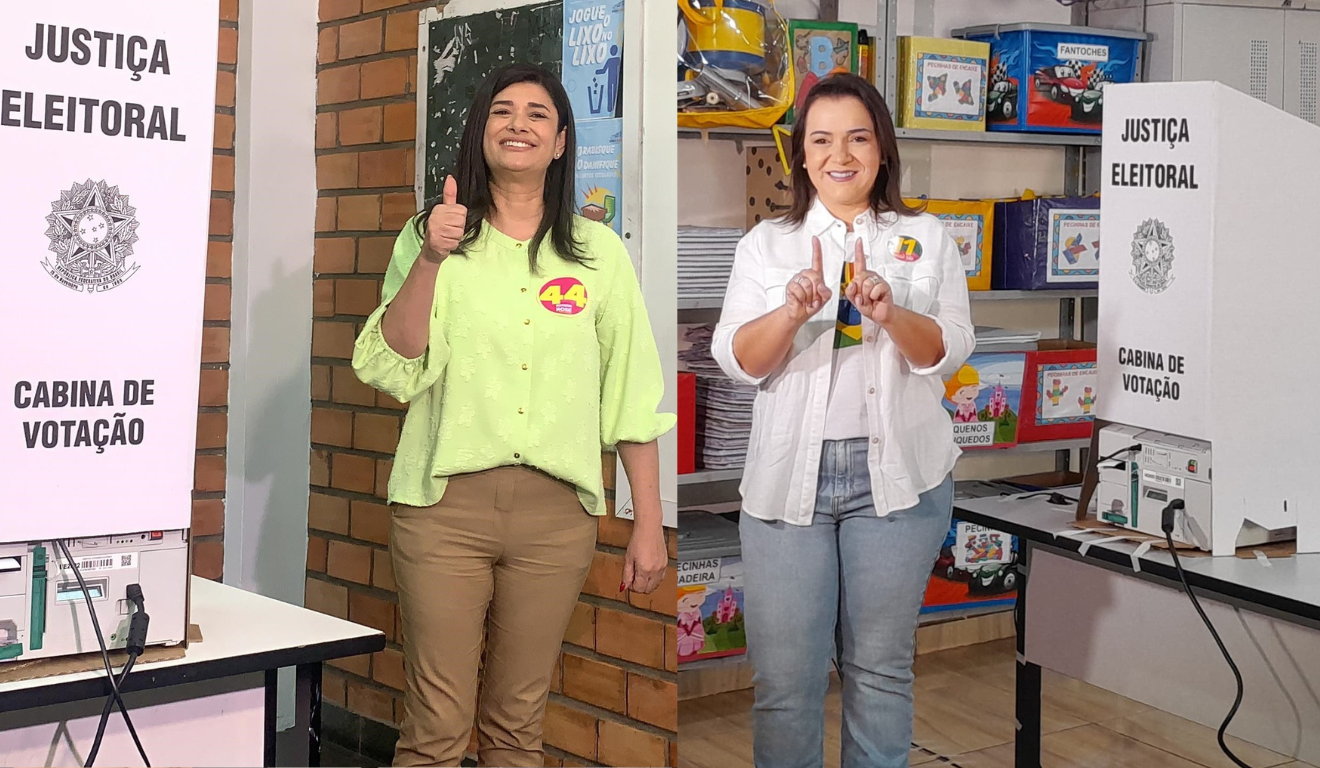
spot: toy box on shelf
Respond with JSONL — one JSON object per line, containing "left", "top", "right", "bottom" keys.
{"left": 942, "top": 330, "right": 1037, "bottom": 450}
{"left": 1018, "top": 339, "right": 1098, "bottom": 443}
{"left": 676, "top": 511, "right": 746, "bottom": 664}
{"left": 904, "top": 197, "right": 995, "bottom": 291}
{"left": 924, "top": 481, "right": 1022, "bottom": 615}
{"left": 679, "top": 372, "right": 696, "bottom": 474}
{"left": 786, "top": 19, "right": 858, "bottom": 123}
{"left": 951, "top": 23, "right": 1146, "bottom": 134}
{"left": 993, "top": 195, "right": 1100, "bottom": 290}
{"left": 896, "top": 36, "right": 990, "bottom": 131}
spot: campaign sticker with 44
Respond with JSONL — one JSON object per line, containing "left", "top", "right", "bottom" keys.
{"left": 539, "top": 277, "right": 588, "bottom": 315}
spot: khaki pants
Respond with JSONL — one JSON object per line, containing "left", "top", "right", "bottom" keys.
{"left": 391, "top": 466, "right": 598, "bottom": 767}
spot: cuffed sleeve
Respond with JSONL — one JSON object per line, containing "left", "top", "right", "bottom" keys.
{"left": 908, "top": 225, "right": 976, "bottom": 378}
{"left": 596, "top": 233, "right": 676, "bottom": 448}
{"left": 711, "top": 229, "right": 771, "bottom": 387}
{"left": 351, "top": 223, "right": 451, "bottom": 404}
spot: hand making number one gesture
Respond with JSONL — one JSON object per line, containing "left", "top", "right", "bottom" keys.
{"left": 420, "top": 174, "right": 468, "bottom": 265}
{"left": 844, "top": 238, "right": 894, "bottom": 324}
{"left": 784, "top": 237, "right": 834, "bottom": 324}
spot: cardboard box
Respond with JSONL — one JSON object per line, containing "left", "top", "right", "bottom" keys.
{"left": 906, "top": 198, "right": 995, "bottom": 290}
{"left": 746, "top": 145, "right": 792, "bottom": 231}
{"left": 1019, "top": 340, "right": 1098, "bottom": 442}
{"left": 953, "top": 23, "right": 1146, "bottom": 134}
{"left": 676, "top": 511, "right": 745, "bottom": 664}
{"left": 993, "top": 196, "right": 1100, "bottom": 290}
{"left": 678, "top": 373, "right": 696, "bottom": 474}
{"left": 896, "top": 36, "right": 990, "bottom": 131}
{"left": 923, "top": 518, "right": 1019, "bottom": 614}
{"left": 942, "top": 351, "right": 1028, "bottom": 449}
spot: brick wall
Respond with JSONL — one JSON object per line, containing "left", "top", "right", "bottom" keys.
{"left": 309, "top": 2, "right": 677, "bottom": 766}
{"left": 191, "top": 0, "right": 240, "bottom": 581}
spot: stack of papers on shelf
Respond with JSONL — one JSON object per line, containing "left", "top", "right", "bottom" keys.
{"left": 678, "top": 324, "right": 756, "bottom": 470}
{"left": 678, "top": 226, "right": 743, "bottom": 300}
{"left": 973, "top": 326, "right": 1042, "bottom": 353}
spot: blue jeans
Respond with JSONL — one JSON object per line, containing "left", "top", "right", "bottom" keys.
{"left": 740, "top": 439, "right": 954, "bottom": 768}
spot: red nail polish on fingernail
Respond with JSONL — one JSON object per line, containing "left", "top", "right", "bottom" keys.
{"left": 619, "top": 582, "right": 626, "bottom": 592}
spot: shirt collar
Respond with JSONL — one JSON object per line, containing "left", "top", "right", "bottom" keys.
{"left": 804, "top": 197, "right": 898, "bottom": 239}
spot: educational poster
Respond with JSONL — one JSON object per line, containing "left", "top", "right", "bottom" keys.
{"left": 0, "top": 2, "right": 220, "bottom": 541}
{"left": 424, "top": 2, "right": 563, "bottom": 203}
{"left": 574, "top": 117, "right": 622, "bottom": 235}
{"left": 916, "top": 54, "right": 985, "bottom": 121}
{"left": 562, "top": 0, "right": 624, "bottom": 120}
{"left": 942, "top": 353, "right": 1026, "bottom": 449}
{"left": 676, "top": 555, "right": 746, "bottom": 664}
{"left": 922, "top": 520, "right": 1019, "bottom": 614}
{"left": 1048, "top": 209, "right": 1101, "bottom": 283}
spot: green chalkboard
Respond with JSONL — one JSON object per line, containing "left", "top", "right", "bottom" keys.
{"left": 422, "top": 2, "right": 564, "bottom": 205}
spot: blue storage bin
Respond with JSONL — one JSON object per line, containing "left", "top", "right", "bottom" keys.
{"left": 952, "top": 23, "right": 1146, "bottom": 134}
{"left": 993, "top": 196, "right": 1100, "bottom": 290}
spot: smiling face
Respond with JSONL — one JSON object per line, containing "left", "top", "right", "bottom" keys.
{"left": 802, "top": 95, "right": 882, "bottom": 219}
{"left": 951, "top": 384, "right": 980, "bottom": 406}
{"left": 482, "top": 81, "right": 567, "bottom": 180}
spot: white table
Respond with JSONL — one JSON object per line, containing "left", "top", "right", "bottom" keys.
{"left": 954, "top": 492, "right": 1320, "bottom": 767}
{"left": 0, "top": 576, "right": 385, "bottom": 767}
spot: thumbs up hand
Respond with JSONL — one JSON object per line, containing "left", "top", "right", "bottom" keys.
{"left": 844, "top": 239, "right": 893, "bottom": 324}
{"left": 420, "top": 175, "right": 467, "bottom": 264}
{"left": 783, "top": 236, "right": 833, "bottom": 325}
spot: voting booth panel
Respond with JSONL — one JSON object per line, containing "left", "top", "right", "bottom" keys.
{"left": 0, "top": 2, "right": 219, "bottom": 661}
{"left": 1096, "top": 81, "right": 1320, "bottom": 555}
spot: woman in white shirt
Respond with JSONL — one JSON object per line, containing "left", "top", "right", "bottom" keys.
{"left": 712, "top": 74, "right": 975, "bottom": 768}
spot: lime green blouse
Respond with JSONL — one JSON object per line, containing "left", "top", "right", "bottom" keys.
{"left": 352, "top": 217, "right": 674, "bottom": 515}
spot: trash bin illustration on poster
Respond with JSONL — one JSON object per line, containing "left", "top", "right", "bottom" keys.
{"left": 574, "top": 117, "right": 623, "bottom": 235}
{"left": 562, "top": 0, "right": 624, "bottom": 119}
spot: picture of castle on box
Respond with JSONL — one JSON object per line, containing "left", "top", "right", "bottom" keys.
{"left": 676, "top": 556, "right": 746, "bottom": 663}
{"left": 942, "top": 353, "right": 1026, "bottom": 448}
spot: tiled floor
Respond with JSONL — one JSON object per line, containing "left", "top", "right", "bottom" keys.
{"left": 679, "top": 639, "right": 1318, "bottom": 768}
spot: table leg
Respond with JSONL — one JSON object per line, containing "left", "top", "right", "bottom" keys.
{"left": 1015, "top": 543, "right": 1042, "bottom": 768}
{"left": 264, "top": 669, "right": 279, "bottom": 767}
{"left": 296, "top": 662, "right": 323, "bottom": 768}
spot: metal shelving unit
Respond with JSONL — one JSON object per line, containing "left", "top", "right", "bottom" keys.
{"left": 679, "top": 439, "right": 1090, "bottom": 488}
{"left": 675, "top": 3, "right": 1106, "bottom": 696}
{"left": 678, "top": 124, "right": 1101, "bottom": 148}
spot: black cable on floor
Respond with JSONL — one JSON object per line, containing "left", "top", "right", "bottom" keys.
{"left": 1160, "top": 501, "right": 1254, "bottom": 768}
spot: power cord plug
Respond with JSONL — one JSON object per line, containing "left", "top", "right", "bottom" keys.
{"left": 1160, "top": 501, "right": 1253, "bottom": 768}
{"left": 84, "top": 581, "right": 151, "bottom": 767}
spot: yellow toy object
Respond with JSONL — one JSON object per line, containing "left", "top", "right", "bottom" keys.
{"left": 904, "top": 197, "right": 995, "bottom": 291}
{"left": 944, "top": 364, "right": 982, "bottom": 402}
{"left": 678, "top": 0, "right": 795, "bottom": 130}
{"left": 681, "top": 0, "right": 767, "bottom": 74}
{"left": 896, "top": 36, "right": 990, "bottom": 132}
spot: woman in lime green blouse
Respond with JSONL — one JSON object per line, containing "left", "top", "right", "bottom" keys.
{"left": 352, "top": 64, "right": 673, "bottom": 767}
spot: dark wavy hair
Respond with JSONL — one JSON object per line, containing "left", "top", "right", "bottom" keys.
{"left": 414, "top": 63, "right": 588, "bottom": 270}
{"left": 784, "top": 73, "right": 923, "bottom": 227}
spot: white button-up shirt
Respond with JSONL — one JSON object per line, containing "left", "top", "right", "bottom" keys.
{"left": 712, "top": 199, "right": 975, "bottom": 525}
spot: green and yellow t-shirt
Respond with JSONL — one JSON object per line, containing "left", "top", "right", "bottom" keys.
{"left": 352, "top": 217, "right": 674, "bottom": 515}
